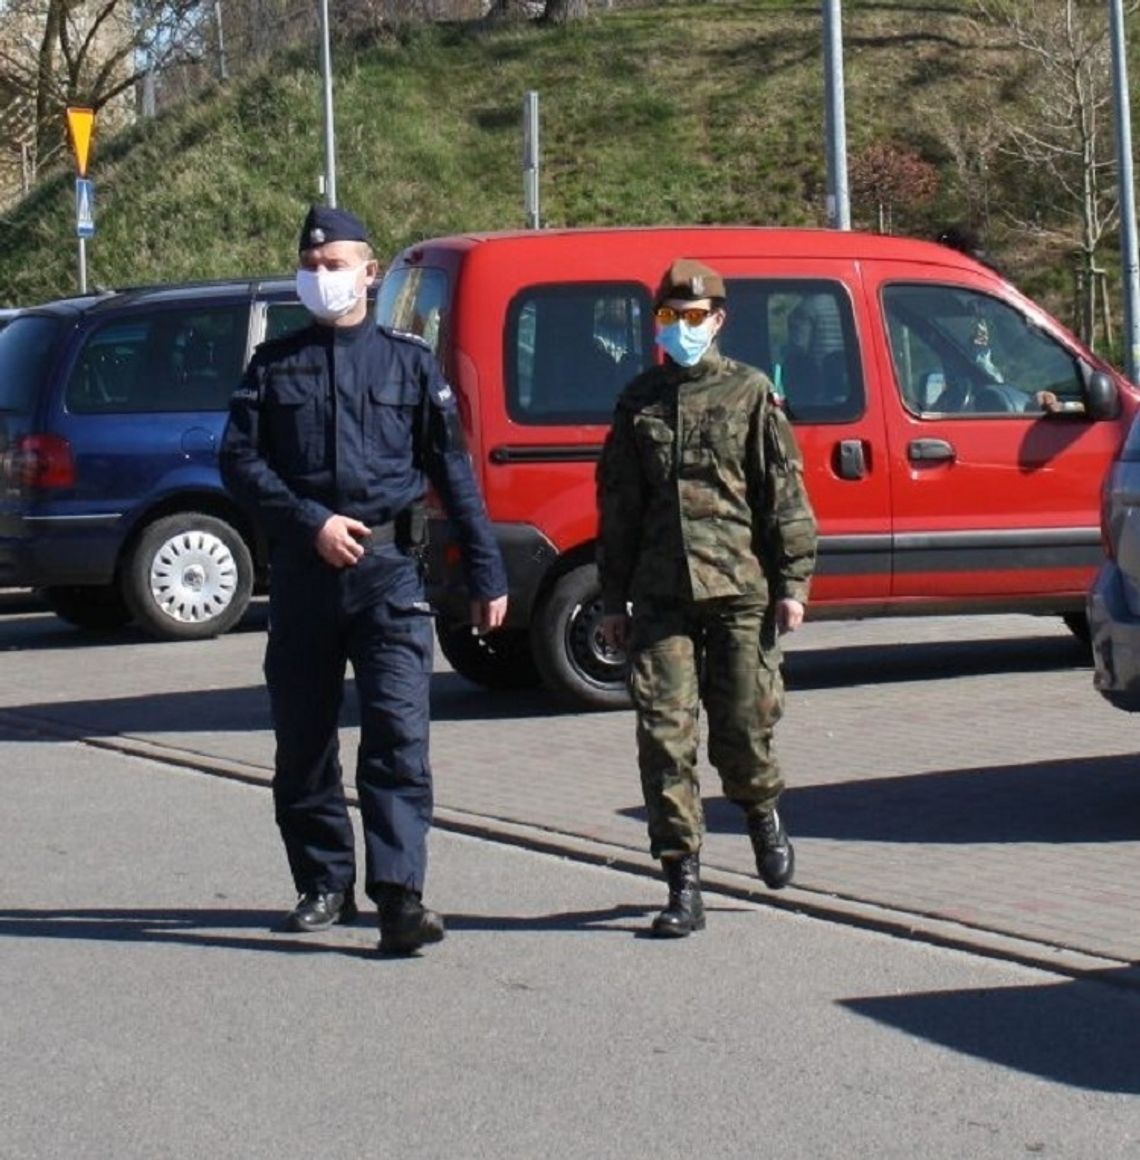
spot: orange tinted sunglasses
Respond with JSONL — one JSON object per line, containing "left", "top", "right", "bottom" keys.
{"left": 654, "top": 305, "right": 714, "bottom": 326}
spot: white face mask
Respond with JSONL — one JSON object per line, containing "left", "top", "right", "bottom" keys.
{"left": 295, "top": 265, "right": 364, "bottom": 322}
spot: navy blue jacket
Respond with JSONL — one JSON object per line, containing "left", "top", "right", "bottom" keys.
{"left": 221, "top": 319, "right": 506, "bottom": 601}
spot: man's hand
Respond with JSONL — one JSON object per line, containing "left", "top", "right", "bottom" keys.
{"left": 601, "top": 613, "right": 630, "bottom": 652}
{"left": 316, "top": 514, "right": 370, "bottom": 568}
{"left": 775, "top": 598, "right": 805, "bottom": 635}
{"left": 471, "top": 595, "right": 509, "bottom": 634}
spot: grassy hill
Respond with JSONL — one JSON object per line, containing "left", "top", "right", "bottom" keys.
{"left": 0, "top": 0, "right": 1083, "bottom": 321}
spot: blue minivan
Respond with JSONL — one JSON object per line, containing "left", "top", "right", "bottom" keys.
{"left": 0, "top": 278, "right": 309, "bottom": 638}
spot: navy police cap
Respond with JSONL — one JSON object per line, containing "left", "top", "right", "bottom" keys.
{"left": 298, "top": 204, "right": 371, "bottom": 251}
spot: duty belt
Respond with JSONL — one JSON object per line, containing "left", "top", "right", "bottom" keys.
{"left": 362, "top": 507, "right": 426, "bottom": 553}
{"left": 363, "top": 520, "right": 398, "bottom": 550}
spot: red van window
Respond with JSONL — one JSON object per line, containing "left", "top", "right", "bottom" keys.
{"left": 882, "top": 283, "right": 1084, "bottom": 416}
{"left": 376, "top": 266, "right": 449, "bottom": 354}
{"left": 720, "top": 279, "right": 864, "bottom": 424}
{"left": 507, "top": 283, "right": 653, "bottom": 425}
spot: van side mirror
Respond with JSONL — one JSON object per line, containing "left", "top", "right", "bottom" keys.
{"left": 1086, "top": 370, "right": 1122, "bottom": 420}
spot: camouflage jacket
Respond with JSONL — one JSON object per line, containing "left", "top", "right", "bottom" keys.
{"left": 596, "top": 347, "right": 818, "bottom": 613}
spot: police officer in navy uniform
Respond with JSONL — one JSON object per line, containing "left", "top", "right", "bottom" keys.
{"left": 221, "top": 205, "right": 508, "bottom": 954}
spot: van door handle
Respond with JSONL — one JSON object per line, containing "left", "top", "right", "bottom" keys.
{"left": 908, "top": 438, "right": 955, "bottom": 463}
{"left": 836, "top": 439, "right": 867, "bottom": 480}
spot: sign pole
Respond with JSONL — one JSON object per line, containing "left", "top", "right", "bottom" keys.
{"left": 66, "top": 107, "right": 97, "bottom": 293}
{"left": 822, "top": 0, "right": 850, "bottom": 229}
{"left": 523, "top": 91, "right": 540, "bottom": 229}
{"left": 1109, "top": 0, "right": 1140, "bottom": 382}
{"left": 318, "top": 0, "right": 337, "bottom": 207}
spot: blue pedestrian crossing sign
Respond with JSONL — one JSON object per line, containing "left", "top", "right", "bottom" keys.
{"left": 75, "top": 178, "right": 95, "bottom": 239}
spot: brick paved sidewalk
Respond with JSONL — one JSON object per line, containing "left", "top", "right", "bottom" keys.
{"left": 425, "top": 613, "right": 1140, "bottom": 973}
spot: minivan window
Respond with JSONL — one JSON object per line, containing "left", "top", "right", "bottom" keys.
{"left": 883, "top": 284, "right": 1084, "bottom": 415}
{"left": 265, "top": 302, "right": 310, "bottom": 343}
{"left": 66, "top": 304, "right": 250, "bottom": 414}
{"left": 0, "top": 315, "right": 64, "bottom": 414}
{"left": 720, "top": 279, "right": 864, "bottom": 423}
{"left": 376, "top": 267, "right": 449, "bottom": 353}
{"left": 507, "top": 283, "right": 653, "bottom": 424}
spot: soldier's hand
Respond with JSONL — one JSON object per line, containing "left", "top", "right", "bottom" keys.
{"left": 472, "top": 595, "right": 509, "bottom": 634}
{"left": 316, "top": 514, "right": 371, "bottom": 568}
{"left": 601, "top": 613, "right": 630, "bottom": 652}
{"left": 775, "top": 598, "right": 805, "bottom": 634}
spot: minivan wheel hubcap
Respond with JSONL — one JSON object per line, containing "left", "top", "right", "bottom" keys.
{"left": 149, "top": 530, "right": 237, "bottom": 623}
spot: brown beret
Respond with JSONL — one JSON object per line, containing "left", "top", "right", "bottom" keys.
{"left": 655, "top": 258, "right": 726, "bottom": 305}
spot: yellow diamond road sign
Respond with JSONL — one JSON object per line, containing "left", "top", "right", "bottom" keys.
{"left": 66, "top": 107, "right": 95, "bottom": 177}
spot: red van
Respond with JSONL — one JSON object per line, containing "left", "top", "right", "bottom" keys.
{"left": 376, "top": 227, "right": 1132, "bottom": 708}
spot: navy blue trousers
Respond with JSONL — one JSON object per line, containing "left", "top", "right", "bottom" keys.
{"left": 264, "top": 550, "right": 434, "bottom": 899}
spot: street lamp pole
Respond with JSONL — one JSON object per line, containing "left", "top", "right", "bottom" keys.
{"left": 318, "top": 0, "right": 337, "bottom": 207}
{"left": 1109, "top": 0, "right": 1140, "bottom": 382}
{"left": 822, "top": 0, "right": 850, "bottom": 230}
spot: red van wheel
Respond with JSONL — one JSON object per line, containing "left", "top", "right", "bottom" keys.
{"left": 531, "top": 564, "right": 632, "bottom": 710}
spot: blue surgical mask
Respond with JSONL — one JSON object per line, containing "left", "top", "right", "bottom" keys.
{"left": 657, "top": 318, "right": 716, "bottom": 367}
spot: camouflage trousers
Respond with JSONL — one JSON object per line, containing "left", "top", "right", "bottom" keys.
{"left": 628, "top": 595, "right": 785, "bottom": 859}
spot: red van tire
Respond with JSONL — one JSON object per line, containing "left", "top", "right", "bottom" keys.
{"left": 41, "top": 583, "right": 132, "bottom": 631}
{"left": 435, "top": 619, "right": 541, "bottom": 690}
{"left": 123, "top": 513, "right": 254, "bottom": 641}
{"left": 531, "top": 564, "right": 631, "bottom": 711}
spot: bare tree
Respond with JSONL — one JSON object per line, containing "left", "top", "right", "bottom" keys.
{"left": 978, "top": 0, "right": 1119, "bottom": 347}
{"left": 849, "top": 141, "right": 939, "bottom": 235}
{"left": 0, "top": 0, "right": 210, "bottom": 182}
{"left": 914, "top": 45, "right": 1005, "bottom": 246}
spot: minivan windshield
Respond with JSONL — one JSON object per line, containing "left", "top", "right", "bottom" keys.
{"left": 0, "top": 314, "right": 64, "bottom": 414}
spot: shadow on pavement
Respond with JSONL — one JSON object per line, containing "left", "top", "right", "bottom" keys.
{"left": 430, "top": 672, "right": 567, "bottom": 720}
{"left": 0, "top": 907, "right": 376, "bottom": 959}
{"left": 784, "top": 631, "right": 1089, "bottom": 692}
{"left": 776, "top": 755, "right": 1140, "bottom": 845}
{"left": 441, "top": 903, "right": 650, "bottom": 933}
{"left": 0, "top": 903, "right": 666, "bottom": 945}
{"left": 0, "top": 670, "right": 569, "bottom": 741}
{"left": 0, "top": 686, "right": 275, "bottom": 738}
{"left": 0, "top": 601, "right": 271, "bottom": 652}
{"left": 839, "top": 966, "right": 1140, "bottom": 1093}
{"left": 616, "top": 754, "right": 1140, "bottom": 845}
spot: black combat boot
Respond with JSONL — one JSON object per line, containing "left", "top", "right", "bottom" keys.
{"left": 375, "top": 884, "right": 446, "bottom": 955}
{"left": 651, "top": 853, "right": 706, "bottom": 938}
{"left": 747, "top": 808, "right": 795, "bottom": 889}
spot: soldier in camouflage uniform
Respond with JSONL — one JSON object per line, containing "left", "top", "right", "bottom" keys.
{"left": 597, "top": 258, "right": 818, "bottom": 938}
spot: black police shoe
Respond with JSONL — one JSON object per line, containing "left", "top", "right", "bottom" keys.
{"left": 284, "top": 890, "right": 358, "bottom": 933}
{"left": 747, "top": 808, "right": 795, "bottom": 890}
{"left": 376, "top": 885, "right": 446, "bottom": 955}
